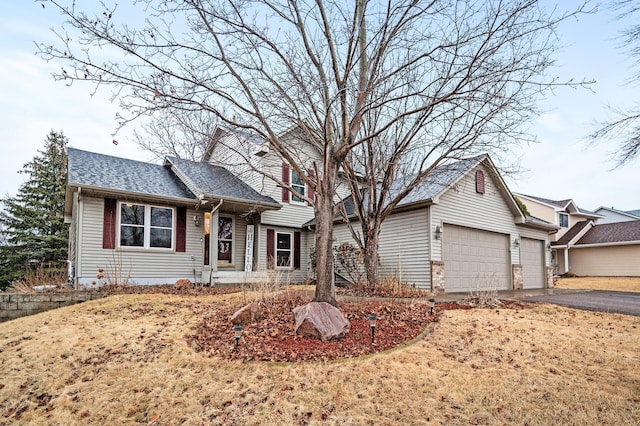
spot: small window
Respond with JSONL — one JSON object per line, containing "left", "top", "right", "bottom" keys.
{"left": 276, "top": 232, "right": 292, "bottom": 267}
{"left": 119, "top": 203, "right": 174, "bottom": 249}
{"left": 218, "top": 217, "right": 233, "bottom": 263}
{"left": 559, "top": 213, "right": 569, "bottom": 228}
{"left": 291, "top": 169, "right": 306, "bottom": 203}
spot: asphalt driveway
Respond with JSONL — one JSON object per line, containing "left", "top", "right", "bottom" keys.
{"left": 517, "top": 290, "right": 640, "bottom": 316}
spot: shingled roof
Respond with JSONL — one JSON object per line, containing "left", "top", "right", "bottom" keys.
{"left": 575, "top": 220, "right": 640, "bottom": 245}
{"left": 67, "top": 147, "right": 195, "bottom": 200}
{"left": 166, "top": 156, "right": 279, "bottom": 207}
{"left": 552, "top": 221, "right": 591, "bottom": 246}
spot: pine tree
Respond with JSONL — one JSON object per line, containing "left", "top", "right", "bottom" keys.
{"left": 0, "top": 131, "right": 69, "bottom": 288}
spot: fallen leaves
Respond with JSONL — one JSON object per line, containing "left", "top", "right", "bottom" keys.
{"left": 187, "top": 295, "right": 469, "bottom": 362}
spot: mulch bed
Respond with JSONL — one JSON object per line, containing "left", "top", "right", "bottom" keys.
{"left": 187, "top": 294, "right": 472, "bottom": 362}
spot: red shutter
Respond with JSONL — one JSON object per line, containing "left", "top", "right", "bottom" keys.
{"left": 307, "top": 168, "right": 315, "bottom": 204}
{"left": 294, "top": 231, "right": 301, "bottom": 269}
{"left": 281, "top": 163, "right": 290, "bottom": 203}
{"left": 102, "top": 198, "right": 117, "bottom": 249}
{"left": 476, "top": 170, "right": 485, "bottom": 194}
{"left": 266, "top": 229, "right": 275, "bottom": 269}
{"left": 176, "top": 206, "right": 186, "bottom": 252}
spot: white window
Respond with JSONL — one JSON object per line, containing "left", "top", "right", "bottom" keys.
{"left": 218, "top": 216, "right": 233, "bottom": 263}
{"left": 276, "top": 232, "right": 292, "bottom": 267}
{"left": 559, "top": 213, "right": 569, "bottom": 228}
{"left": 291, "top": 169, "right": 306, "bottom": 203}
{"left": 119, "top": 203, "right": 174, "bottom": 249}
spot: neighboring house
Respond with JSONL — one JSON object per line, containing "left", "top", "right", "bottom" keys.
{"left": 65, "top": 130, "right": 555, "bottom": 292}
{"left": 513, "top": 194, "right": 601, "bottom": 241}
{"left": 593, "top": 206, "right": 640, "bottom": 224}
{"left": 552, "top": 220, "right": 640, "bottom": 277}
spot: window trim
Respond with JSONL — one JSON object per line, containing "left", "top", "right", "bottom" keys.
{"left": 117, "top": 202, "right": 175, "bottom": 251}
{"left": 275, "top": 231, "right": 293, "bottom": 269}
{"left": 559, "top": 212, "right": 569, "bottom": 228}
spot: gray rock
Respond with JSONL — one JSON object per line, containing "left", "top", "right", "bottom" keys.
{"left": 293, "top": 302, "right": 350, "bottom": 341}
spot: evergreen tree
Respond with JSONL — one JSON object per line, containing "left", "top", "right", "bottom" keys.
{"left": 0, "top": 131, "right": 68, "bottom": 289}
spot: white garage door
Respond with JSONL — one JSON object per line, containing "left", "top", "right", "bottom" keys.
{"left": 443, "top": 224, "right": 510, "bottom": 293}
{"left": 521, "top": 238, "right": 545, "bottom": 289}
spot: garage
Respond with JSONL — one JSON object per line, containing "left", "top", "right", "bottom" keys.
{"left": 521, "top": 237, "right": 545, "bottom": 289}
{"left": 443, "top": 224, "right": 511, "bottom": 293}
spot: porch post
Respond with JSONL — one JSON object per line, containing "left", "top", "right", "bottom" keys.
{"left": 210, "top": 210, "right": 219, "bottom": 273}
{"left": 564, "top": 247, "right": 569, "bottom": 275}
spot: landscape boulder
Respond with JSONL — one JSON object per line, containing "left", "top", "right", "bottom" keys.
{"left": 293, "top": 302, "right": 350, "bottom": 341}
{"left": 174, "top": 278, "right": 194, "bottom": 290}
{"left": 230, "top": 302, "right": 263, "bottom": 325}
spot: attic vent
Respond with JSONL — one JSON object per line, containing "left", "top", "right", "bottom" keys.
{"left": 475, "top": 170, "right": 485, "bottom": 194}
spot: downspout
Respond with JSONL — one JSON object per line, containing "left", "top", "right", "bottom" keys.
{"left": 208, "top": 199, "right": 224, "bottom": 285}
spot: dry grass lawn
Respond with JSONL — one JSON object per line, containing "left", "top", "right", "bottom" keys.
{"left": 555, "top": 277, "right": 640, "bottom": 293}
{"left": 0, "top": 292, "right": 638, "bottom": 425}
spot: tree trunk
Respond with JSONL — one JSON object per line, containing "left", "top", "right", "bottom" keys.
{"left": 362, "top": 226, "right": 380, "bottom": 287}
{"left": 313, "top": 156, "right": 340, "bottom": 307}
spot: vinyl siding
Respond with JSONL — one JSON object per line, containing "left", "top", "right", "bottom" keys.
{"left": 76, "top": 196, "right": 203, "bottom": 285}
{"left": 333, "top": 209, "right": 431, "bottom": 289}
{"left": 569, "top": 245, "right": 640, "bottom": 276}
{"left": 431, "top": 164, "right": 521, "bottom": 264}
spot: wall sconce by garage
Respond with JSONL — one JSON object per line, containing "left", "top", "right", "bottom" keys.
{"left": 193, "top": 215, "right": 202, "bottom": 227}
{"left": 232, "top": 325, "right": 244, "bottom": 349}
{"left": 434, "top": 225, "right": 443, "bottom": 240}
{"left": 367, "top": 314, "right": 378, "bottom": 344}
{"left": 546, "top": 243, "right": 552, "bottom": 251}
{"left": 513, "top": 237, "right": 520, "bottom": 248}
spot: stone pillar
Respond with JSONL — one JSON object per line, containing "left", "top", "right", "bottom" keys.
{"left": 546, "top": 266, "right": 554, "bottom": 288}
{"left": 512, "top": 264, "right": 523, "bottom": 290}
{"left": 430, "top": 260, "right": 445, "bottom": 293}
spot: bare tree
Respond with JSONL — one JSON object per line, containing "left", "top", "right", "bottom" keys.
{"left": 37, "top": 0, "right": 588, "bottom": 305}
{"left": 589, "top": 0, "right": 640, "bottom": 166}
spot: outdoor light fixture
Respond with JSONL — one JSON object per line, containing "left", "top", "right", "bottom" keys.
{"left": 368, "top": 314, "right": 378, "bottom": 344}
{"left": 434, "top": 225, "right": 443, "bottom": 240}
{"left": 546, "top": 243, "right": 552, "bottom": 251}
{"left": 513, "top": 237, "right": 520, "bottom": 248}
{"left": 193, "top": 215, "right": 202, "bottom": 227}
{"left": 232, "top": 325, "right": 244, "bottom": 348}
{"left": 429, "top": 298, "right": 436, "bottom": 315}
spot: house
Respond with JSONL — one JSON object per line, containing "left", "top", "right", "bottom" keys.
{"left": 515, "top": 194, "right": 640, "bottom": 277}
{"left": 513, "top": 194, "right": 601, "bottom": 241}
{"left": 65, "top": 129, "right": 555, "bottom": 292}
{"left": 551, "top": 220, "right": 640, "bottom": 277}
{"left": 593, "top": 206, "right": 640, "bottom": 224}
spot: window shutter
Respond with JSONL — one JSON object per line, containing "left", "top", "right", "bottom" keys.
{"left": 294, "top": 231, "right": 301, "bottom": 269}
{"left": 476, "top": 170, "right": 485, "bottom": 194}
{"left": 307, "top": 168, "right": 315, "bottom": 204}
{"left": 281, "top": 163, "right": 290, "bottom": 203}
{"left": 266, "top": 229, "right": 275, "bottom": 269}
{"left": 176, "top": 206, "right": 186, "bottom": 252}
{"left": 102, "top": 198, "right": 117, "bottom": 249}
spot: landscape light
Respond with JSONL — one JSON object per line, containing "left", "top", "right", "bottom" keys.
{"left": 232, "top": 325, "right": 244, "bottom": 348}
{"left": 429, "top": 298, "right": 436, "bottom": 315}
{"left": 368, "top": 314, "right": 378, "bottom": 344}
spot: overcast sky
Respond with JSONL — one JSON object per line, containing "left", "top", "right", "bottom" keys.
{"left": 0, "top": 1, "right": 638, "bottom": 212}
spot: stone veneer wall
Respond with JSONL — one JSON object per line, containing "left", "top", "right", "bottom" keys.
{"left": 430, "top": 260, "right": 445, "bottom": 293}
{"left": 512, "top": 264, "right": 523, "bottom": 290}
{"left": 0, "top": 292, "right": 103, "bottom": 322}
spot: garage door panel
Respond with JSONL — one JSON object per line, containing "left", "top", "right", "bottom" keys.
{"left": 443, "top": 224, "right": 510, "bottom": 293}
{"left": 521, "top": 238, "right": 545, "bottom": 289}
